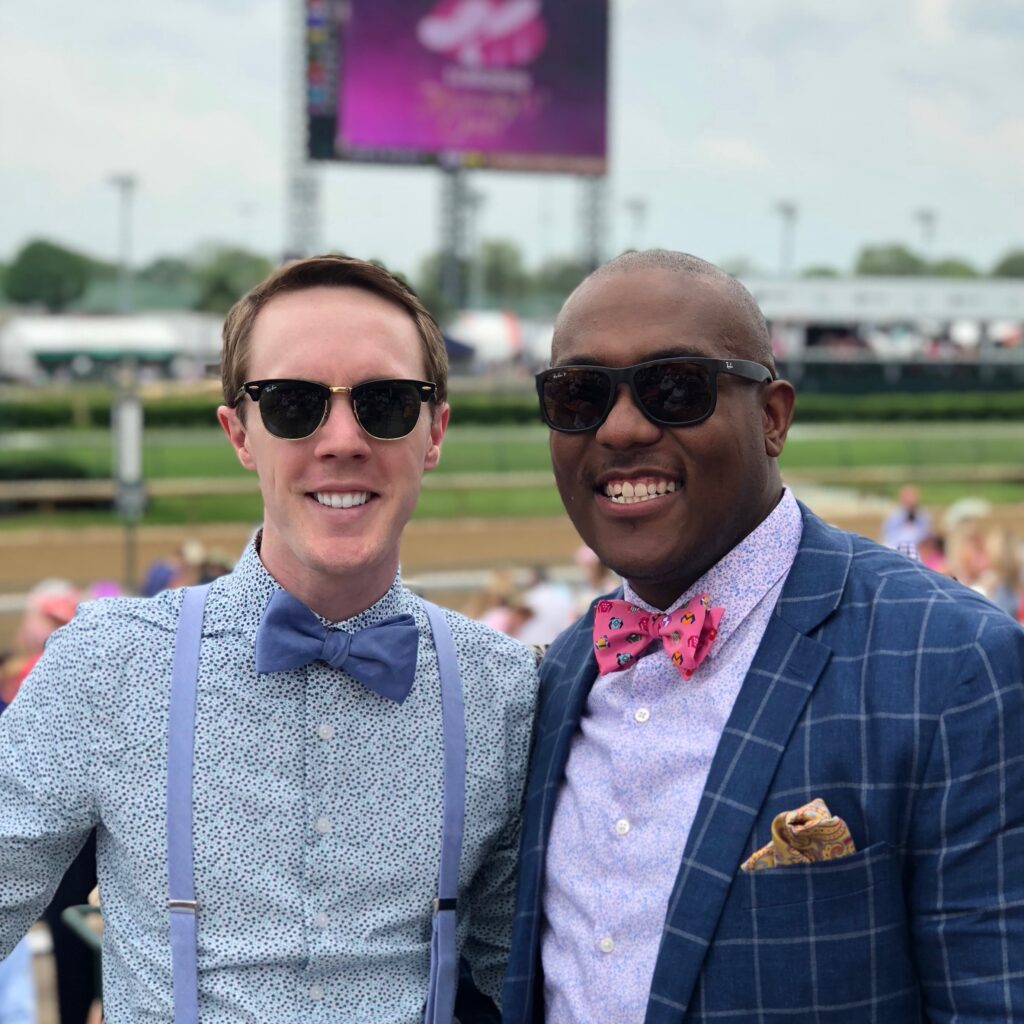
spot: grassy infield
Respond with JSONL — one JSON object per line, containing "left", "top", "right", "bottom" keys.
{"left": 0, "top": 421, "right": 1022, "bottom": 528}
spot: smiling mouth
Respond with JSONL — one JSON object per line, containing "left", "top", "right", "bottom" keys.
{"left": 311, "top": 491, "right": 375, "bottom": 510}
{"left": 599, "top": 476, "right": 680, "bottom": 505}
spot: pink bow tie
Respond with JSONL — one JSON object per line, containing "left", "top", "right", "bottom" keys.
{"left": 592, "top": 593, "right": 725, "bottom": 679}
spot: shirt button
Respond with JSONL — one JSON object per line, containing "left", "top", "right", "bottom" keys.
{"left": 313, "top": 911, "right": 329, "bottom": 929}
{"left": 598, "top": 935, "right": 615, "bottom": 954}
{"left": 614, "top": 818, "right": 630, "bottom": 836}
{"left": 634, "top": 707, "right": 650, "bottom": 723}
{"left": 317, "top": 723, "right": 335, "bottom": 741}
{"left": 309, "top": 983, "right": 324, "bottom": 1001}
{"left": 314, "top": 816, "right": 332, "bottom": 835}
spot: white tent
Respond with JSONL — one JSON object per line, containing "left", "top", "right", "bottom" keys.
{"left": 0, "top": 314, "right": 222, "bottom": 381}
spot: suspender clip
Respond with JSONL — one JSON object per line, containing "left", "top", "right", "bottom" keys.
{"left": 433, "top": 897, "right": 457, "bottom": 914}
{"left": 168, "top": 899, "right": 198, "bottom": 914}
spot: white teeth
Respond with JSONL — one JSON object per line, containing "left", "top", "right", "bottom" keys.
{"left": 608, "top": 492, "right": 666, "bottom": 505}
{"left": 314, "top": 492, "right": 370, "bottom": 509}
{"left": 602, "top": 478, "right": 680, "bottom": 503}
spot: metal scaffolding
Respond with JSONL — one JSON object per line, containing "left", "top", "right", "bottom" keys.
{"left": 285, "top": 0, "right": 322, "bottom": 259}
{"left": 579, "top": 176, "right": 608, "bottom": 271}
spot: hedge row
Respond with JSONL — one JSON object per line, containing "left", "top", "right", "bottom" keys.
{"left": 1, "top": 388, "right": 1024, "bottom": 430}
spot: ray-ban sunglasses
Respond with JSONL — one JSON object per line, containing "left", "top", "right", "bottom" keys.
{"left": 234, "top": 378, "right": 437, "bottom": 441}
{"left": 535, "top": 356, "right": 774, "bottom": 433}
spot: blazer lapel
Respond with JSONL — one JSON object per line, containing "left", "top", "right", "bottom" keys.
{"left": 645, "top": 507, "right": 853, "bottom": 1023}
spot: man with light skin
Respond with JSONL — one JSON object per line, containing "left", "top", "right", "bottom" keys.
{"left": 0, "top": 255, "right": 536, "bottom": 1022}
{"left": 503, "top": 249, "right": 1024, "bottom": 1022}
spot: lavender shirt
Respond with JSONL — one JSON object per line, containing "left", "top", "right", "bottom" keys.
{"left": 542, "top": 489, "right": 804, "bottom": 1023}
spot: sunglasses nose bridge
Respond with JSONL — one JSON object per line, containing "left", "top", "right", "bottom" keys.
{"left": 314, "top": 388, "right": 372, "bottom": 450}
{"left": 596, "top": 376, "right": 662, "bottom": 443}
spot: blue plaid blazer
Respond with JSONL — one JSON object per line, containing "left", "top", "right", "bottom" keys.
{"left": 503, "top": 504, "right": 1024, "bottom": 1023}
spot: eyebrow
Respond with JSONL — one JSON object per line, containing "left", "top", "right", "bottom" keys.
{"left": 553, "top": 346, "right": 712, "bottom": 368}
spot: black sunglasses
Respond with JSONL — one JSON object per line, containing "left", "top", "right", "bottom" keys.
{"left": 235, "top": 378, "right": 437, "bottom": 441}
{"left": 536, "top": 356, "right": 774, "bottom": 433}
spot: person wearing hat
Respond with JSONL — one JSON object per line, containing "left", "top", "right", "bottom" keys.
{"left": 0, "top": 255, "right": 537, "bottom": 1023}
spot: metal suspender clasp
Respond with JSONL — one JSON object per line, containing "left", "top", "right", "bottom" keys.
{"left": 432, "top": 897, "right": 457, "bottom": 914}
{"left": 168, "top": 899, "right": 199, "bottom": 914}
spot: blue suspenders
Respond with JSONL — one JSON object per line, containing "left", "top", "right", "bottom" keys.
{"left": 166, "top": 587, "right": 466, "bottom": 1023}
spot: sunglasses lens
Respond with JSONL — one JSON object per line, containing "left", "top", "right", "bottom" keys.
{"left": 633, "top": 361, "right": 713, "bottom": 425}
{"left": 352, "top": 381, "right": 424, "bottom": 439}
{"left": 538, "top": 368, "right": 613, "bottom": 431}
{"left": 258, "top": 381, "right": 327, "bottom": 439}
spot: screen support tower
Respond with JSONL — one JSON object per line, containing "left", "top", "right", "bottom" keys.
{"left": 440, "top": 164, "right": 471, "bottom": 310}
{"left": 286, "top": 0, "right": 322, "bottom": 259}
{"left": 580, "top": 176, "right": 608, "bottom": 272}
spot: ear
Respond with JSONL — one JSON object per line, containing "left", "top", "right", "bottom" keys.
{"left": 217, "top": 405, "right": 257, "bottom": 472}
{"left": 423, "top": 401, "right": 450, "bottom": 472}
{"left": 761, "top": 380, "right": 796, "bottom": 459}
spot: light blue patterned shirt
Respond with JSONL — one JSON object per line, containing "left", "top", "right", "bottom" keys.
{"left": 0, "top": 540, "right": 538, "bottom": 1022}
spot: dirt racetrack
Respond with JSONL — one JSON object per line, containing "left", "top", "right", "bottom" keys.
{"left": 2, "top": 502, "right": 1022, "bottom": 647}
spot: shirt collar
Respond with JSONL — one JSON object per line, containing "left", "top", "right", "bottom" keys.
{"left": 623, "top": 487, "right": 803, "bottom": 659}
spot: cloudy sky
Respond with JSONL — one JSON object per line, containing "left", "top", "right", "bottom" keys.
{"left": 2, "top": 0, "right": 1022, "bottom": 281}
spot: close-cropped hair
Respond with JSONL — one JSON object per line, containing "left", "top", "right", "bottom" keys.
{"left": 221, "top": 254, "right": 449, "bottom": 409}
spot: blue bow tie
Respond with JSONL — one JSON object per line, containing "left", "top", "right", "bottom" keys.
{"left": 254, "top": 589, "right": 419, "bottom": 703}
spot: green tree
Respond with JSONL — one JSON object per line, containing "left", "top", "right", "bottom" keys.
{"left": 191, "top": 245, "right": 274, "bottom": 314}
{"left": 139, "top": 256, "right": 194, "bottom": 288}
{"left": 414, "top": 251, "right": 466, "bottom": 323}
{"left": 854, "top": 244, "right": 928, "bottom": 276}
{"left": 532, "top": 255, "right": 589, "bottom": 297}
{"left": 801, "top": 265, "right": 841, "bottom": 279}
{"left": 992, "top": 249, "right": 1024, "bottom": 278}
{"left": 480, "top": 238, "right": 529, "bottom": 302}
{"left": 929, "top": 257, "right": 979, "bottom": 278}
{"left": 4, "top": 239, "right": 95, "bottom": 311}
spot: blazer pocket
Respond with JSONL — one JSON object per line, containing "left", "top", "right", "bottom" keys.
{"left": 706, "top": 843, "right": 917, "bottom": 1016}
{"left": 739, "top": 841, "right": 898, "bottom": 909}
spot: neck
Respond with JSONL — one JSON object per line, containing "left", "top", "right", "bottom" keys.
{"left": 257, "top": 539, "right": 397, "bottom": 622}
{"left": 628, "top": 484, "right": 786, "bottom": 611}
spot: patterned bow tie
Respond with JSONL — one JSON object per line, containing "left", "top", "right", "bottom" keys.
{"left": 592, "top": 593, "right": 725, "bottom": 679}
{"left": 254, "top": 589, "right": 419, "bottom": 703}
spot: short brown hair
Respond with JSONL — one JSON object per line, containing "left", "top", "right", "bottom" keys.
{"left": 221, "top": 254, "right": 448, "bottom": 408}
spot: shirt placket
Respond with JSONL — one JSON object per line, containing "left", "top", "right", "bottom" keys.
{"left": 301, "top": 661, "right": 336, "bottom": 1021}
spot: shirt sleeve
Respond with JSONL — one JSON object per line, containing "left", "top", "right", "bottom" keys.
{"left": 0, "top": 618, "right": 99, "bottom": 959}
{"left": 909, "top": 615, "right": 1024, "bottom": 1021}
{"left": 461, "top": 650, "right": 538, "bottom": 1008}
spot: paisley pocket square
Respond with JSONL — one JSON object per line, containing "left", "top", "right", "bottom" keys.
{"left": 741, "top": 798, "right": 856, "bottom": 872}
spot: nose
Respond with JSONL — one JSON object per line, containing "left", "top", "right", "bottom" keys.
{"left": 594, "top": 384, "right": 661, "bottom": 449}
{"left": 312, "top": 393, "right": 373, "bottom": 460}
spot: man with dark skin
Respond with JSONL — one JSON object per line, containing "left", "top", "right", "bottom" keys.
{"left": 503, "top": 250, "right": 1024, "bottom": 1023}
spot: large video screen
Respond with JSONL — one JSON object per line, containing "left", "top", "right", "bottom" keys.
{"left": 306, "top": 0, "right": 608, "bottom": 174}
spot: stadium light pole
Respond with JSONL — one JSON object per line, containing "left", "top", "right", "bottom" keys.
{"left": 108, "top": 172, "right": 142, "bottom": 591}
{"left": 109, "top": 174, "right": 137, "bottom": 314}
{"left": 775, "top": 200, "right": 798, "bottom": 278}
{"left": 624, "top": 197, "right": 648, "bottom": 251}
{"left": 914, "top": 208, "right": 936, "bottom": 263}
